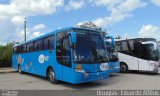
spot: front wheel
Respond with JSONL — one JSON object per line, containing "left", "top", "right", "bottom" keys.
{"left": 48, "top": 68, "right": 59, "bottom": 84}
{"left": 120, "top": 63, "right": 128, "bottom": 73}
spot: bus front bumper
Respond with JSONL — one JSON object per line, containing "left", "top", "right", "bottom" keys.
{"left": 109, "top": 62, "right": 120, "bottom": 74}
{"left": 71, "top": 70, "right": 110, "bottom": 84}
{"left": 109, "top": 67, "right": 120, "bottom": 74}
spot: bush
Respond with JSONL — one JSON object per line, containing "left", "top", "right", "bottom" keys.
{"left": 0, "top": 42, "right": 19, "bottom": 67}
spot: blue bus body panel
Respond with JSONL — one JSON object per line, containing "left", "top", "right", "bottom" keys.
{"left": 108, "top": 62, "right": 120, "bottom": 74}
{"left": 12, "top": 50, "right": 63, "bottom": 80}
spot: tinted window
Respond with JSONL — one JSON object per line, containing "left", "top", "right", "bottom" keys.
{"left": 115, "top": 42, "right": 122, "bottom": 51}
{"left": 56, "top": 32, "right": 68, "bottom": 64}
{"left": 43, "top": 35, "right": 54, "bottom": 50}
{"left": 22, "top": 44, "right": 27, "bottom": 53}
{"left": 129, "top": 40, "right": 134, "bottom": 50}
{"left": 122, "top": 41, "right": 128, "bottom": 51}
{"left": 13, "top": 47, "right": 17, "bottom": 54}
{"left": 34, "top": 39, "right": 42, "bottom": 51}
{"left": 62, "top": 37, "right": 71, "bottom": 67}
{"left": 17, "top": 46, "right": 21, "bottom": 53}
{"left": 27, "top": 42, "right": 34, "bottom": 52}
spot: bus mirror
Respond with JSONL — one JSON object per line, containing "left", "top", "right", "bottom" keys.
{"left": 69, "top": 32, "right": 77, "bottom": 44}
{"left": 104, "top": 36, "right": 115, "bottom": 46}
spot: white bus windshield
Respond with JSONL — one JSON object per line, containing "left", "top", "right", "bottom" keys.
{"left": 143, "top": 44, "right": 160, "bottom": 61}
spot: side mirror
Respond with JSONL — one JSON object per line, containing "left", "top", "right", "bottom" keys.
{"left": 68, "top": 32, "right": 77, "bottom": 44}
{"left": 104, "top": 36, "right": 115, "bottom": 47}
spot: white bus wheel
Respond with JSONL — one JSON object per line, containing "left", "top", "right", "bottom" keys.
{"left": 120, "top": 63, "right": 128, "bottom": 73}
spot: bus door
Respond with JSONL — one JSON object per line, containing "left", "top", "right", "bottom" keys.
{"left": 134, "top": 42, "right": 150, "bottom": 70}
{"left": 56, "top": 31, "right": 74, "bottom": 82}
{"left": 127, "top": 40, "right": 139, "bottom": 70}
{"left": 61, "top": 36, "right": 73, "bottom": 81}
{"left": 121, "top": 40, "right": 139, "bottom": 70}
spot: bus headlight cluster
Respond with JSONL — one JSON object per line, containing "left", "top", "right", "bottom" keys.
{"left": 75, "top": 64, "right": 85, "bottom": 73}
{"left": 150, "top": 62, "right": 159, "bottom": 67}
{"left": 150, "top": 63, "right": 155, "bottom": 66}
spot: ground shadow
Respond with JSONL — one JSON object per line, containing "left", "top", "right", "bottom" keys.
{"left": 127, "top": 70, "right": 158, "bottom": 75}
{"left": 22, "top": 72, "right": 122, "bottom": 90}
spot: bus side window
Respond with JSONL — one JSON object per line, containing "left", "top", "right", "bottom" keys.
{"left": 43, "top": 35, "right": 54, "bottom": 50}
{"left": 62, "top": 37, "right": 71, "bottom": 67}
{"left": 29, "top": 42, "right": 34, "bottom": 52}
{"left": 48, "top": 35, "right": 54, "bottom": 50}
{"left": 22, "top": 44, "right": 27, "bottom": 53}
{"left": 34, "top": 39, "right": 42, "bottom": 51}
{"left": 18, "top": 46, "right": 22, "bottom": 53}
{"left": 128, "top": 40, "right": 134, "bottom": 50}
{"left": 13, "top": 47, "right": 17, "bottom": 54}
{"left": 115, "top": 42, "right": 122, "bottom": 52}
{"left": 27, "top": 42, "right": 33, "bottom": 52}
{"left": 122, "top": 41, "right": 128, "bottom": 51}
{"left": 134, "top": 42, "right": 143, "bottom": 58}
{"left": 27, "top": 43, "right": 29, "bottom": 52}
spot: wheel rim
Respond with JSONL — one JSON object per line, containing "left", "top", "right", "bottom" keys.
{"left": 121, "top": 65, "right": 126, "bottom": 72}
{"left": 49, "top": 70, "right": 55, "bottom": 82}
{"left": 19, "top": 66, "right": 21, "bottom": 73}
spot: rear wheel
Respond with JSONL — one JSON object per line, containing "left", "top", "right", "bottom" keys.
{"left": 18, "top": 65, "right": 23, "bottom": 74}
{"left": 120, "top": 63, "right": 128, "bottom": 73}
{"left": 48, "top": 68, "right": 59, "bottom": 84}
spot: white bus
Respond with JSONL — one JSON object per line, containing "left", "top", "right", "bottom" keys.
{"left": 115, "top": 38, "right": 160, "bottom": 73}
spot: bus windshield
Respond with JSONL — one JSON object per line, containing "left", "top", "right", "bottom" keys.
{"left": 73, "top": 30, "right": 109, "bottom": 64}
{"left": 143, "top": 44, "right": 160, "bottom": 61}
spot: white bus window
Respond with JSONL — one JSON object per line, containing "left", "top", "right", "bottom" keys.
{"left": 115, "top": 44, "right": 121, "bottom": 51}
{"left": 129, "top": 40, "right": 134, "bottom": 50}
{"left": 122, "top": 41, "right": 128, "bottom": 51}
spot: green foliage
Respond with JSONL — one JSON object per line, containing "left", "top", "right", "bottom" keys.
{"left": 76, "top": 21, "right": 108, "bottom": 37}
{"left": 0, "top": 42, "right": 19, "bottom": 62}
{"left": 115, "top": 35, "right": 122, "bottom": 39}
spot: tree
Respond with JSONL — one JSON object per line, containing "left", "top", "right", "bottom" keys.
{"left": 115, "top": 35, "right": 122, "bottom": 39}
{"left": 0, "top": 41, "right": 20, "bottom": 67}
{"left": 76, "top": 21, "right": 108, "bottom": 37}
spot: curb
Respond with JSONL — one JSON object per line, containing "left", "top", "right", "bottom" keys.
{"left": 0, "top": 68, "right": 17, "bottom": 74}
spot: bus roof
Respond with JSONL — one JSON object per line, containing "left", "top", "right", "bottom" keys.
{"left": 115, "top": 37, "right": 157, "bottom": 42}
{"left": 13, "top": 27, "right": 101, "bottom": 47}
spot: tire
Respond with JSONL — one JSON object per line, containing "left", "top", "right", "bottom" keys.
{"left": 18, "top": 65, "right": 23, "bottom": 74}
{"left": 48, "top": 68, "right": 59, "bottom": 84}
{"left": 120, "top": 63, "right": 128, "bottom": 73}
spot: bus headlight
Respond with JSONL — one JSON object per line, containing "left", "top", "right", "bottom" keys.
{"left": 150, "top": 62, "right": 159, "bottom": 67}
{"left": 75, "top": 69, "right": 85, "bottom": 73}
{"left": 150, "top": 63, "right": 156, "bottom": 66}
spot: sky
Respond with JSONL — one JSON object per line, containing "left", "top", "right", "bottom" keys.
{"left": 0, "top": 0, "right": 160, "bottom": 45}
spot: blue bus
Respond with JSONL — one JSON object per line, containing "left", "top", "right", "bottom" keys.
{"left": 104, "top": 36, "right": 120, "bottom": 74}
{"left": 12, "top": 27, "right": 110, "bottom": 84}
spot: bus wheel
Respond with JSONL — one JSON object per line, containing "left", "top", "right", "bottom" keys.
{"left": 18, "top": 65, "right": 23, "bottom": 74}
{"left": 48, "top": 68, "right": 59, "bottom": 84}
{"left": 120, "top": 63, "right": 128, "bottom": 73}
